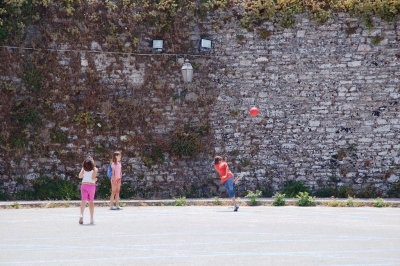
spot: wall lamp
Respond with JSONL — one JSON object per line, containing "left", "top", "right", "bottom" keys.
{"left": 179, "top": 59, "right": 193, "bottom": 104}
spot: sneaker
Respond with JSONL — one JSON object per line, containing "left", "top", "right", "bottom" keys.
{"left": 110, "top": 206, "right": 117, "bottom": 210}
{"left": 116, "top": 206, "right": 123, "bottom": 210}
{"left": 90, "top": 220, "right": 94, "bottom": 225}
{"left": 79, "top": 217, "right": 83, "bottom": 224}
{"left": 234, "top": 205, "right": 239, "bottom": 212}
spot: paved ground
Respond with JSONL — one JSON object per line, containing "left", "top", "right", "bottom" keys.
{"left": 0, "top": 205, "right": 399, "bottom": 266}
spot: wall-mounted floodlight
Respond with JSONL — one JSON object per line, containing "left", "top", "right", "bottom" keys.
{"left": 199, "top": 38, "right": 212, "bottom": 51}
{"left": 152, "top": 39, "right": 164, "bottom": 53}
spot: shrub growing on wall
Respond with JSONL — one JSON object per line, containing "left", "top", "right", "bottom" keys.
{"left": 171, "top": 127, "right": 201, "bottom": 158}
{"left": 33, "top": 176, "right": 79, "bottom": 200}
{"left": 282, "top": 180, "right": 310, "bottom": 198}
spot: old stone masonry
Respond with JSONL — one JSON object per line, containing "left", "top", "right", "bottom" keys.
{"left": 209, "top": 13, "right": 400, "bottom": 195}
{"left": 1, "top": 11, "right": 400, "bottom": 198}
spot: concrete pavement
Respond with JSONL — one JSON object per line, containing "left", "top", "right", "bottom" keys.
{"left": 0, "top": 204, "right": 399, "bottom": 266}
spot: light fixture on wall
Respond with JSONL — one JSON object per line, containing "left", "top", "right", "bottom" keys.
{"left": 199, "top": 38, "right": 212, "bottom": 51}
{"left": 181, "top": 59, "right": 193, "bottom": 83}
{"left": 179, "top": 59, "right": 193, "bottom": 104}
{"left": 152, "top": 39, "right": 164, "bottom": 53}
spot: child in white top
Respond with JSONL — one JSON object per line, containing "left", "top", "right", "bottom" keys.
{"left": 78, "top": 156, "right": 98, "bottom": 224}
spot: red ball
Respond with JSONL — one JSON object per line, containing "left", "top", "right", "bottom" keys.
{"left": 250, "top": 107, "right": 259, "bottom": 117}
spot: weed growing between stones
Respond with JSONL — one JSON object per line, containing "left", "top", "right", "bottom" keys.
{"left": 372, "top": 197, "right": 388, "bottom": 207}
{"left": 326, "top": 197, "right": 347, "bottom": 207}
{"left": 370, "top": 35, "right": 384, "bottom": 45}
{"left": 241, "top": 159, "right": 251, "bottom": 168}
{"left": 245, "top": 190, "right": 262, "bottom": 206}
{"left": 213, "top": 196, "right": 222, "bottom": 205}
{"left": 346, "top": 197, "right": 364, "bottom": 207}
{"left": 50, "top": 128, "right": 68, "bottom": 143}
{"left": 363, "top": 14, "right": 375, "bottom": 29}
{"left": 11, "top": 202, "right": 20, "bottom": 209}
{"left": 259, "top": 29, "right": 272, "bottom": 39}
{"left": 236, "top": 34, "right": 246, "bottom": 42}
{"left": 296, "top": 192, "right": 316, "bottom": 206}
{"left": 272, "top": 193, "right": 286, "bottom": 206}
{"left": 279, "top": 11, "right": 296, "bottom": 28}
{"left": 174, "top": 196, "right": 186, "bottom": 206}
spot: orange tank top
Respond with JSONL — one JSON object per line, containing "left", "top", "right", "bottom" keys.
{"left": 214, "top": 162, "right": 233, "bottom": 183}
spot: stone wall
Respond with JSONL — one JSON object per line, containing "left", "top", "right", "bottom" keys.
{"left": 209, "top": 13, "right": 400, "bottom": 196}
{"left": 1, "top": 9, "right": 400, "bottom": 198}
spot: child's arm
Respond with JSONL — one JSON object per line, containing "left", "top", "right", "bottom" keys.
{"left": 222, "top": 165, "right": 231, "bottom": 179}
{"left": 78, "top": 168, "right": 84, "bottom": 179}
{"left": 111, "top": 164, "right": 115, "bottom": 183}
{"left": 219, "top": 166, "right": 230, "bottom": 180}
{"left": 91, "top": 167, "right": 98, "bottom": 182}
{"left": 223, "top": 157, "right": 230, "bottom": 179}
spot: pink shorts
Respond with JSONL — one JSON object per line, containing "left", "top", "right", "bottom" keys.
{"left": 81, "top": 184, "right": 96, "bottom": 202}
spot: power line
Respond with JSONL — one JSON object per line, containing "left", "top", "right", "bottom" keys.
{"left": 1, "top": 45, "right": 218, "bottom": 58}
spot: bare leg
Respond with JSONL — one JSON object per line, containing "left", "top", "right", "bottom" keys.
{"left": 89, "top": 202, "right": 94, "bottom": 221}
{"left": 231, "top": 197, "right": 237, "bottom": 205}
{"left": 80, "top": 200, "right": 86, "bottom": 216}
{"left": 79, "top": 201, "right": 86, "bottom": 224}
{"left": 115, "top": 182, "right": 121, "bottom": 207}
{"left": 110, "top": 183, "right": 116, "bottom": 207}
{"left": 110, "top": 193, "right": 114, "bottom": 207}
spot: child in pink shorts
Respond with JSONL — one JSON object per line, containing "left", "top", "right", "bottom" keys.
{"left": 78, "top": 156, "right": 98, "bottom": 224}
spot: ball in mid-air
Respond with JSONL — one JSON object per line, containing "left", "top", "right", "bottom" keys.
{"left": 250, "top": 107, "right": 259, "bottom": 117}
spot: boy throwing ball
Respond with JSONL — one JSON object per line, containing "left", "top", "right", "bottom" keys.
{"left": 214, "top": 156, "right": 240, "bottom": 211}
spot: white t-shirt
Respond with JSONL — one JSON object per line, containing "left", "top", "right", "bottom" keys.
{"left": 82, "top": 170, "right": 95, "bottom": 184}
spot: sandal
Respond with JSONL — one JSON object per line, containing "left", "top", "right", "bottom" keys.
{"left": 79, "top": 217, "right": 83, "bottom": 225}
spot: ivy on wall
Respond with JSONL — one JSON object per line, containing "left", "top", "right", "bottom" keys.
{"left": 1, "top": 0, "right": 399, "bottom": 47}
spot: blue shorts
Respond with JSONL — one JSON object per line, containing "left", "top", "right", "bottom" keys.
{"left": 224, "top": 176, "right": 236, "bottom": 198}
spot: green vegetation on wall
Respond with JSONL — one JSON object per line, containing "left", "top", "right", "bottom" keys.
{"left": 15, "top": 175, "right": 80, "bottom": 200}
{"left": 1, "top": 0, "right": 399, "bottom": 47}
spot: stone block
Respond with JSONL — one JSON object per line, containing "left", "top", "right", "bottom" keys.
{"left": 359, "top": 138, "right": 373, "bottom": 143}
{"left": 256, "top": 57, "right": 268, "bottom": 62}
{"left": 357, "top": 44, "right": 371, "bottom": 52}
{"left": 374, "top": 125, "right": 391, "bottom": 132}
{"left": 296, "top": 30, "right": 306, "bottom": 38}
{"left": 347, "top": 61, "right": 362, "bottom": 67}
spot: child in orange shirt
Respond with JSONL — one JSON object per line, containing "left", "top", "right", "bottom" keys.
{"left": 214, "top": 156, "right": 240, "bottom": 211}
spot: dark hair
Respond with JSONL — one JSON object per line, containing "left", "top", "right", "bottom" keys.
{"left": 112, "top": 151, "right": 121, "bottom": 164}
{"left": 83, "top": 156, "right": 95, "bottom": 171}
{"left": 214, "top": 156, "right": 223, "bottom": 165}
